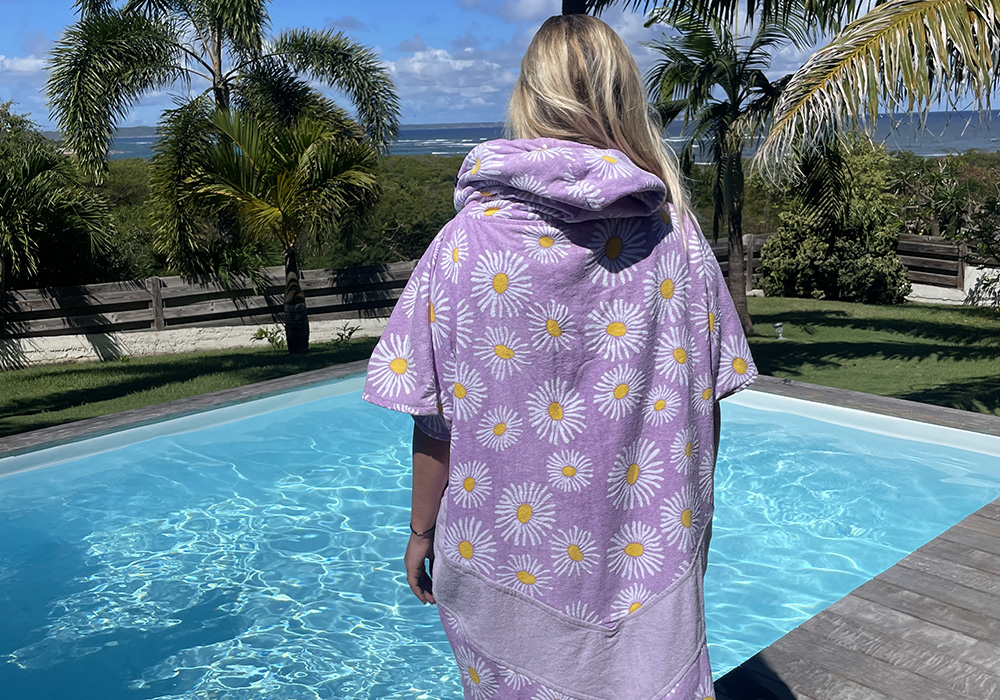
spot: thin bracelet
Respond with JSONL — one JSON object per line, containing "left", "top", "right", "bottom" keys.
{"left": 410, "top": 523, "right": 436, "bottom": 537}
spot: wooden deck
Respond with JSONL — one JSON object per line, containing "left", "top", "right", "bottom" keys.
{"left": 715, "top": 491, "right": 1000, "bottom": 700}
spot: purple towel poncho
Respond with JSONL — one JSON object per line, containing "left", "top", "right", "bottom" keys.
{"left": 362, "top": 138, "right": 758, "bottom": 700}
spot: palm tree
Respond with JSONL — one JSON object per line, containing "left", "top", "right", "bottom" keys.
{"left": 179, "top": 110, "right": 380, "bottom": 354}
{"left": 645, "top": 12, "right": 809, "bottom": 334}
{"left": 47, "top": 0, "right": 400, "bottom": 182}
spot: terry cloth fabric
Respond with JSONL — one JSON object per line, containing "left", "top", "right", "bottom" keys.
{"left": 362, "top": 137, "right": 758, "bottom": 700}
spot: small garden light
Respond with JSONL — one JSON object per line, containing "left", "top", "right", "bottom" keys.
{"left": 774, "top": 322, "right": 787, "bottom": 340}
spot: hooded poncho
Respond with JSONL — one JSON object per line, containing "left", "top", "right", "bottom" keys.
{"left": 362, "top": 138, "right": 758, "bottom": 700}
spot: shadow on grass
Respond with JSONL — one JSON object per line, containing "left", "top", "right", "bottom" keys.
{"left": 0, "top": 338, "right": 377, "bottom": 438}
{"left": 895, "top": 374, "right": 1000, "bottom": 415}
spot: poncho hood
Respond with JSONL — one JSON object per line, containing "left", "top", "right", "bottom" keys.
{"left": 454, "top": 137, "right": 667, "bottom": 223}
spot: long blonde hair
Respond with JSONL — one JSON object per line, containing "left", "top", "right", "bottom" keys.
{"left": 506, "top": 14, "right": 689, "bottom": 220}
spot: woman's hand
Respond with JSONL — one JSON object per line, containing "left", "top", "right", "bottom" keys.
{"left": 405, "top": 532, "right": 436, "bottom": 604}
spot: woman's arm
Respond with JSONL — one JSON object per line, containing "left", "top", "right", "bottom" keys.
{"left": 405, "top": 424, "right": 450, "bottom": 604}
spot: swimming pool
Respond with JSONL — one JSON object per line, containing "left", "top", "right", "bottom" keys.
{"left": 1, "top": 376, "right": 998, "bottom": 699}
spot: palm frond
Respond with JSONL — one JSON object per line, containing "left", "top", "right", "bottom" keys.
{"left": 73, "top": 0, "right": 115, "bottom": 19}
{"left": 596, "top": 0, "right": 859, "bottom": 32}
{"left": 211, "top": 0, "right": 269, "bottom": 56}
{"left": 754, "top": 0, "right": 1000, "bottom": 178}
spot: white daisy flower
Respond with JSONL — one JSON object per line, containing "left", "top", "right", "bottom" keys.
{"left": 695, "top": 678, "right": 717, "bottom": 700}
{"left": 533, "top": 686, "right": 584, "bottom": 700}
{"left": 661, "top": 485, "right": 699, "bottom": 550}
{"left": 498, "top": 553, "right": 553, "bottom": 597}
{"left": 470, "top": 250, "right": 533, "bottom": 318}
{"left": 428, "top": 280, "right": 451, "bottom": 348}
{"left": 586, "top": 218, "right": 646, "bottom": 287}
{"left": 673, "top": 558, "right": 693, "bottom": 582}
{"left": 697, "top": 456, "right": 715, "bottom": 509}
{"left": 524, "top": 143, "right": 560, "bottom": 161}
{"left": 565, "top": 177, "right": 607, "bottom": 210}
{"left": 720, "top": 337, "right": 754, "bottom": 390}
{"left": 586, "top": 149, "right": 635, "bottom": 178}
{"left": 447, "top": 360, "right": 486, "bottom": 422}
{"left": 450, "top": 461, "right": 492, "bottom": 509}
{"left": 551, "top": 526, "right": 599, "bottom": 576}
{"left": 691, "top": 375, "right": 715, "bottom": 416}
{"left": 476, "top": 406, "right": 523, "bottom": 451}
{"left": 691, "top": 296, "right": 720, "bottom": 341}
{"left": 473, "top": 326, "right": 530, "bottom": 380}
{"left": 610, "top": 582, "right": 654, "bottom": 621}
{"left": 397, "top": 266, "right": 428, "bottom": 318}
{"left": 670, "top": 426, "right": 699, "bottom": 475}
{"left": 689, "top": 233, "right": 718, "bottom": 281}
{"left": 455, "top": 646, "right": 500, "bottom": 700}
{"left": 468, "top": 144, "right": 505, "bottom": 175}
{"left": 501, "top": 668, "right": 530, "bottom": 691}
{"left": 367, "top": 334, "right": 416, "bottom": 398}
{"left": 526, "top": 300, "right": 575, "bottom": 353}
{"left": 643, "top": 386, "right": 682, "bottom": 427}
{"left": 454, "top": 298, "right": 475, "bottom": 349}
{"left": 545, "top": 449, "right": 594, "bottom": 493}
{"left": 472, "top": 197, "right": 516, "bottom": 219}
{"left": 526, "top": 378, "right": 587, "bottom": 445}
{"left": 656, "top": 327, "right": 698, "bottom": 385}
{"left": 441, "top": 607, "right": 462, "bottom": 634}
{"left": 607, "top": 521, "right": 665, "bottom": 579}
{"left": 495, "top": 482, "right": 556, "bottom": 546}
{"left": 510, "top": 174, "right": 549, "bottom": 198}
{"left": 522, "top": 223, "right": 570, "bottom": 264}
{"left": 594, "top": 365, "right": 646, "bottom": 421}
{"left": 607, "top": 438, "right": 664, "bottom": 510}
{"left": 644, "top": 251, "right": 689, "bottom": 323}
{"left": 564, "top": 601, "right": 601, "bottom": 624}
{"left": 585, "top": 299, "right": 646, "bottom": 362}
{"left": 442, "top": 517, "right": 497, "bottom": 575}
{"left": 441, "top": 228, "right": 468, "bottom": 283}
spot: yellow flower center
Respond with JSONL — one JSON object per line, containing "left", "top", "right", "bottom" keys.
{"left": 469, "top": 666, "right": 481, "bottom": 684}
{"left": 459, "top": 540, "right": 474, "bottom": 559}
{"left": 613, "top": 383, "right": 629, "bottom": 400}
{"left": 659, "top": 279, "right": 675, "bottom": 299}
{"left": 480, "top": 190, "right": 492, "bottom": 197}
{"left": 483, "top": 206, "right": 500, "bottom": 216}
{"left": 492, "top": 272, "right": 509, "bottom": 293}
{"left": 451, "top": 247, "right": 460, "bottom": 263}
{"left": 539, "top": 235, "right": 554, "bottom": 248}
{"left": 625, "top": 542, "right": 644, "bottom": 557}
{"left": 673, "top": 347, "right": 688, "bottom": 364}
{"left": 708, "top": 311, "right": 716, "bottom": 333}
{"left": 653, "top": 399, "right": 666, "bottom": 411}
{"left": 685, "top": 442, "right": 693, "bottom": 458}
{"left": 701, "top": 387, "right": 713, "bottom": 401}
{"left": 733, "top": 357, "right": 748, "bottom": 375}
{"left": 470, "top": 158, "right": 481, "bottom": 174}
{"left": 568, "top": 545, "right": 584, "bottom": 562}
{"left": 605, "top": 236, "right": 623, "bottom": 260}
{"left": 602, "top": 154, "right": 618, "bottom": 164}
{"left": 546, "top": 319, "right": 562, "bottom": 337}
{"left": 516, "top": 570, "right": 536, "bottom": 585}
{"left": 463, "top": 477, "right": 475, "bottom": 492}
{"left": 516, "top": 504, "right": 532, "bottom": 523}
{"left": 681, "top": 508, "right": 693, "bottom": 528}
{"left": 626, "top": 463, "right": 640, "bottom": 485}
{"left": 606, "top": 321, "right": 627, "bottom": 337}
{"left": 493, "top": 423, "right": 507, "bottom": 436}
{"left": 561, "top": 465, "right": 577, "bottom": 477}
{"left": 454, "top": 382, "right": 467, "bottom": 399}
{"left": 628, "top": 602, "right": 643, "bottom": 614}
{"left": 494, "top": 344, "right": 514, "bottom": 359}
{"left": 548, "top": 402, "right": 564, "bottom": 420}
{"left": 389, "top": 358, "right": 407, "bottom": 374}
{"left": 428, "top": 301, "right": 435, "bottom": 323}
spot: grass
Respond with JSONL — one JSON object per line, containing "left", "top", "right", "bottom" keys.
{"left": 1, "top": 297, "right": 997, "bottom": 440}
{"left": 747, "top": 297, "right": 1000, "bottom": 416}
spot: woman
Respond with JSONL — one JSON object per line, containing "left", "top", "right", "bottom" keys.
{"left": 362, "top": 14, "right": 757, "bottom": 700}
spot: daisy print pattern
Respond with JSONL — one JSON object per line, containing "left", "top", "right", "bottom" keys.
{"left": 470, "top": 250, "right": 533, "bottom": 318}
{"left": 474, "top": 326, "right": 530, "bottom": 380}
{"left": 510, "top": 174, "right": 549, "bottom": 199}
{"left": 524, "top": 143, "right": 560, "bottom": 161}
{"left": 720, "top": 337, "right": 754, "bottom": 393}
{"left": 610, "top": 582, "right": 654, "bottom": 621}
{"left": 586, "top": 148, "right": 635, "bottom": 179}
{"left": 586, "top": 299, "right": 646, "bottom": 362}
{"left": 495, "top": 482, "right": 556, "bottom": 546}
{"left": 608, "top": 438, "right": 664, "bottom": 510}
{"left": 546, "top": 449, "right": 594, "bottom": 493}
{"left": 476, "top": 407, "right": 523, "bottom": 451}
{"left": 698, "top": 456, "right": 715, "bottom": 508}
{"left": 695, "top": 679, "right": 717, "bottom": 700}
{"left": 447, "top": 360, "right": 485, "bottom": 422}
{"left": 450, "top": 461, "right": 492, "bottom": 508}
{"left": 691, "top": 296, "right": 719, "bottom": 341}
{"left": 366, "top": 334, "right": 415, "bottom": 398}
{"left": 565, "top": 177, "right": 607, "bottom": 210}
{"left": 453, "top": 298, "right": 475, "bottom": 349}
{"left": 526, "top": 378, "right": 587, "bottom": 444}
{"left": 526, "top": 300, "right": 575, "bottom": 353}
{"left": 397, "top": 267, "right": 428, "bottom": 318}
{"left": 691, "top": 375, "right": 715, "bottom": 416}
{"left": 522, "top": 223, "right": 569, "bottom": 263}
{"left": 644, "top": 251, "right": 688, "bottom": 323}
{"left": 455, "top": 646, "right": 499, "bottom": 700}
{"left": 427, "top": 280, "right": 451, "bottom": 347}
{"left": 671, "top": 426, "right": 699, "bottom": 474}
{"left": 551, "top": 526, "right": 598, "bottom": 576}
{"left": 661, "top": 485, "right": 699, "bottom": 550}
{"left": 441, "top": 227, "right": 468, "bottom": 283}
{"left": 468, "top": 143, "right": 505, "bottom": 176}
{"left": 564, "top": 601, "right": 601, "bottom": 624}
{"left": 472, "top": 197, "right": 515, "bottom": 219}
{"left": 533, "top": 687, "right": 582, "bottom": 700}
{"left": 608, "top": 521, "right": 665, "bottom": 579}
{"left": 501, "top": 669, "right": 531, "bottom": 692}
{"left": 656, "top": 327, "right": 698, "bottom": 384}
{"left": 498, "top": 554, "right": 553, "bottom": 597}
{"left": 643, "top": 386, "right": 681, "bottom": 427}
{"left": 443, "top": 517, "right": 497, "bottom": 575}
{"left": 586, "top": 218, "right": 646, "bottom": 287}
{"left": 594, "top": 365, "right": 646, "bottom": 421}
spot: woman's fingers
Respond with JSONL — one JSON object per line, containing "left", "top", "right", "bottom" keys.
{"left": 405, "top": 534, "right": 436, "bottom": 604}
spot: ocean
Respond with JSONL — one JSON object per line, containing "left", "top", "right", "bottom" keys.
{"left": 106, "top": 111, "right": 1000, "bottom": 161}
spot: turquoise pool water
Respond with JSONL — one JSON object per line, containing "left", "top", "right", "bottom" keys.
{"left": 1, "top": 380, "right": 998, "bottom": 699}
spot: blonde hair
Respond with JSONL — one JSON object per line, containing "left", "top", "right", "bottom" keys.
{"left": 506, "top": 14, "right": 690, "bottom": 221}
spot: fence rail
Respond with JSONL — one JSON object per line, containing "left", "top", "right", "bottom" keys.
{"left": 896, "top": 234, "right": 966, "bottom": 289}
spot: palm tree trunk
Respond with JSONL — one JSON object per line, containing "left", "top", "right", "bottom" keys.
{"left": 284, "top": 246, "right": 309, "bottom": 354}
{"left": 726, "top": 157, "right": 754, "bottom": 336}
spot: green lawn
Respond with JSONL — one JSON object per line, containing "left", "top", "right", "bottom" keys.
{"left": 1, "top": 297, "right": 998, "bottom": 440}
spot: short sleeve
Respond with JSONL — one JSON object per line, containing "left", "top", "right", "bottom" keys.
{"left": 413, "top": 413, "right": 452, "bottom": 442}
{"left": 361, "top": 239, "right": 448, "bottom": 416}
{"left": 706, "top": 254, "right": 758, "bottom": 401}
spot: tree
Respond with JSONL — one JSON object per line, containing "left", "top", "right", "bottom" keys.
{"left": 645, "top": 11, "right": 809, "bottom": 334}
{"left": 47, "top": 0, "right": 400, "bottom": 182}
{"left": 179, "top": 110, "right": 380, "bottom": 354}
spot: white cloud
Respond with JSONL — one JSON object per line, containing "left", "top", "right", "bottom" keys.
{"left": 0, "top": 54, "right": 46, "bottom": 74}
{"left": 457, "top": 0, "right": 559, "bottom": 23}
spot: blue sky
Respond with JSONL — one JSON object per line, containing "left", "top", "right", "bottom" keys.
{"left": 0, "top": 0, "right": 814, "bottom": 130}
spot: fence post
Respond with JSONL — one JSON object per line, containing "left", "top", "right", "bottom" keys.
{"left": 148, "top": 277, "right": 165, "bottom": 331}
{"left": 957, "top": 242, "right": 968, "bottom": 290}
{"left": 745, "top": 235, "right": 756, "bottom": 294}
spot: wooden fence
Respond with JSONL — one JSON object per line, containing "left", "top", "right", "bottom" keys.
{"left": 896, "top": 234, "right": 967, "bottom": 289}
